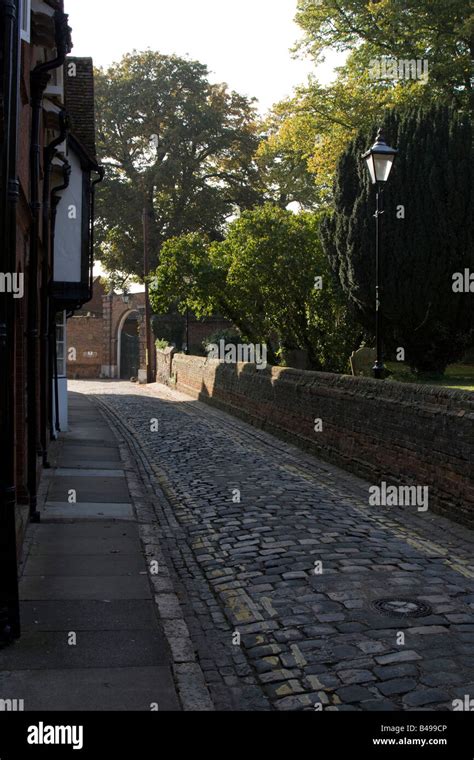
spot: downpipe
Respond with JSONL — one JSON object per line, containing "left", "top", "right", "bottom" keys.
{"left": 40, "top": 111, "right": 68, "bottom": 462}
{"left": 27, "top": 10, "right": 71, "bottom": 522}
{"left": 0, "top": 0, "right": 21, "bottom": 642}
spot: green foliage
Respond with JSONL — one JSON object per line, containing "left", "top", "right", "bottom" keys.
{"left": 202, "top": 329, "right": 242, "bottom": 352}
{"left": 148, "top": 232, "right": 223, "bottom": 319}
{"left": 386, "top": 363, "right": 474, "bottom": 392}
{"left": 99, "top": 272, "right": 134, "bottom": 295}
{"left": 150, "top": 205, "right": 360, "bottom": 372}
{"left": 256, "top": 109, "right": 322, "bottom": 210}
{"left": 94, "top": 51, "right": 261, "bottom": 279}
{"left": 321, "top": 104, "right": 474, "bottom": 375}
{"left": 155, "top": 339, "right": 170, "bottom": 350}
{"left": 260, "top": 0, "right": 473, "bottom": 200}
{"left": 295, "top": 0, "right": 473, "bottom": 110}
{"left": 259, "top": 56, "right": 411, "bottom": 201}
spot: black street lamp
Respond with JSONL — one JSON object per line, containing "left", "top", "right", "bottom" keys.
{"left": 362, "top": 128, "right": 398, "bottom": 379}
{"left": 142, "top": 205, "right": 154, "bottom": 383}
{"left": 185, "top": 306, "right": 190, "bottom": 355}
{"left": 138, "top": 135, "right": 159, "bottom": 384}
{"left": 183, "top": 276, "right": 192, "bottom": 355}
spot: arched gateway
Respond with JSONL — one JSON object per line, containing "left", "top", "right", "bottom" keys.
{"left": 117, "top": 310, "right": 140, "bottom": 380}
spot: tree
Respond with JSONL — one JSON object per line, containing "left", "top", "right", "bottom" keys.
{"left": 320, "top": 104, "right": 474, "bottom": 375}
{"left": 94, "top": 51, "right": 261, "bottom": 279}
{"left": 259, "top": 0, "right": 473, "bottom": 200}
{"left": 259, "top": 59, "right": 408, "bottom": 201}
{"left": 255, "top": 110, "right": 322, "bottom": 210}
{"left": 295, "top": 0, "right": 473, "bottom": 110}
{"left": 149, "top": 205, "right": 360, "bottom": 372}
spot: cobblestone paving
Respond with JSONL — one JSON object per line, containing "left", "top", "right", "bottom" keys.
{"left": 71, "top": 380, "right": 474, "bottom": 712}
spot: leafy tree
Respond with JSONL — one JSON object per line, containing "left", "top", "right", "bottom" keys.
{"left": 255, "top": 110, "right": 322, "bottom": 209}
{"left": 94, "top": 51, "right": 261, "bottom": 279}
{"left": 261, "top": 0, "right": 473, "bottom": 199}
{"left": 150, "top": 205, "right": 360, "bottom": 371}
{"left": 320, "top": 104, "right": 474, "bottom": 375}
{"left": 259, "top": 59, "right": 407, "bottom": 201}
{"left": 295, "top": 0, "right": 473, "bottom": 110}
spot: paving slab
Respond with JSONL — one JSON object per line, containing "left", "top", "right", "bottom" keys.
{"left": 0, "top": 666, "right": 180, "bottom": 711}
{"left": 47, "top": 476, "right": 130, "bottom": 503}
{"left": 59, "top": 442, "right": 121, "bottom": 456}
{"left": 58, "top": 459, "right": 124, "bottom": 470}
{"left": 0, "top": 629, "right": 170, "bottom": 669}
{"left": 28, "top": 535, "right": 140, "bottom": 555}
{"left": 42, "top": 502, "right": 134, "bottom": 520}
{"left": 54, "top": 469, "right": 126, "bottom": 478}
{"left": 29, "top": 523, "right": 139, "bottom": 539}
{"left": 20, "top": 575, "right": 152, "bottom": 601}
{"left": 23, "top": 553, "right": 146, "bottom": 577}
{"left": 20, "top": 600, "right": 159, "bottom": 632}
{"left": 64, "top": 434, "right": 115, "bottom": 446}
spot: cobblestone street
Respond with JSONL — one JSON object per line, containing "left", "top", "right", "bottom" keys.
{"left": 71, "top": 380, "right": 474, "bottom": 712}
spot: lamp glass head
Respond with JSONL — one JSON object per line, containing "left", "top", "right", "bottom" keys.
{"left": 362, "top": 128, "right": 398, "bottom": 184}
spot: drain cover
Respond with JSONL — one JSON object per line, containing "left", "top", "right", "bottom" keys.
{"left": 372, "top": 598, "right": 432, "bottom": 618}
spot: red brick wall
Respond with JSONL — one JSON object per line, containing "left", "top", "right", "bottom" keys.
{"left": 67, "top": 314, "right": 103, "bottom": 378}
{"left": 67, "top": 285, "right": 233, "bottom": 379}
{"left": 67, "top": 290, "right": 149, "bottom": 378}
{"left": 67, "top": 279, "right": 105, "bottom": 378}
{"left": 164, "top": 355, "right": 474, "bottom": 528}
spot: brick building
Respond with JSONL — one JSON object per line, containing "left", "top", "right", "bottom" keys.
{"left": 65, "top": 276, "right": 105, "bottom": 379}
{"left": 67, "top": 280, "right": 232, "bottom": 381}
{"left": 0, "top": 0, "right": 101, "bottom": 641}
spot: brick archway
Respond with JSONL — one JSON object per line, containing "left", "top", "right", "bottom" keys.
{"left": 117, "top": 309, "right": 140, "bottom": 379}
{"left": 102, "top": 292, "right": 146, "bottom": 378}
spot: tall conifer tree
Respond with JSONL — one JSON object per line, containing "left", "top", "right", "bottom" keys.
{"left": 321, "top": 105, "right": 473, "bottom": 374}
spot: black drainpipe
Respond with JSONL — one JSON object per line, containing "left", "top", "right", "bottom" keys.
{"left": 27, "top": 10, "right": 71, "bottom": 522}
{"left": 40, "top": 110, "right": 68, "bottom": 463}
{"left": 50, "top": 155, "right": 71, "bottom": 437}
{"left": 0, "top": 0, "right": 21, "bottom": 643}
{"left": 90, "top": 166, "right": 105, "bottom": 298}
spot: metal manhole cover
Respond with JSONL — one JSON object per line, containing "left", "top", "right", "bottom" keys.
{"left": 372, "top": 598, "right": 432, "bottom": 618}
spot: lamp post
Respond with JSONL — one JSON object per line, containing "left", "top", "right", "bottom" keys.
{"left": 362, "top": 128, "right": 398, "bottom": 379}
{"left": 183, "top": 276, "right": 192, "bottom": 354}
{"left": 137, "top": 135, "right": 159, "bottom": 384}
{"left": 185, "top": 306, "right": 189, "bottom": 355}
{"left": 142, "top": 205, "right": 154, "bottom": 383}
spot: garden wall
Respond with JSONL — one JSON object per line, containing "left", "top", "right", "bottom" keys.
{"left": 157, "top": 352, "right": 474, "bottom": 527}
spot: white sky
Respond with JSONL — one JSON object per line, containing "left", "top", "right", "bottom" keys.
{"left": 65, "top": 0, "right": 341, "bottom": 113}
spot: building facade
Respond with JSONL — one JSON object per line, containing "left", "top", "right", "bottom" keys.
{"left": 67, "top": 280, "right": 233, "bottom": 381}
{"left": 0, "top": 0, "right": 101, "bottom": 642}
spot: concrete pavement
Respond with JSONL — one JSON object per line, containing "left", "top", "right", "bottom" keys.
{"left": 0, "top": 391, "right": 181, "bottom": 711}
